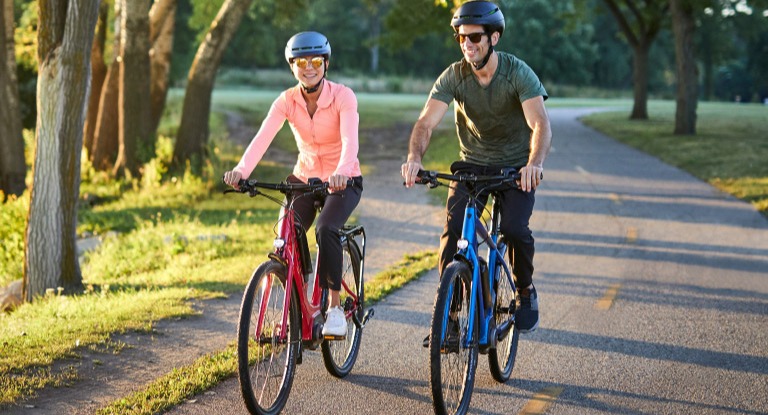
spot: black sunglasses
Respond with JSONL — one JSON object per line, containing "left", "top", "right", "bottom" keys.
{"left": 454, "top": 32, "right": 487, "bottom": 44}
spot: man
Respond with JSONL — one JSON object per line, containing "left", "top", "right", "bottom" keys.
{"left": 401, "top": 1, "right": 551, "bottom": 341}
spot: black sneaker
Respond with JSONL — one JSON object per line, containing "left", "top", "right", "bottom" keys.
{"left": 515, "top": 285, "right": 539, "bottom": 333}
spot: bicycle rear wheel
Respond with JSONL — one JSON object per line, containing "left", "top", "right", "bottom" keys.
{"left": 429, "top": 261, "right": 478, "bottom": 415}
{"left": 321, "top": 238, "right": 364, "bottom": 378}
{"left": 237, "top": 260, "right": 300, "bottom": 415}
{"left": 488, "top": 253, "right": 519, "bottom": 382}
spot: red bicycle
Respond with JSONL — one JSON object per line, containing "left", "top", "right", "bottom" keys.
{"left": 226, "top": 178, "right": 373, "bottom": 415}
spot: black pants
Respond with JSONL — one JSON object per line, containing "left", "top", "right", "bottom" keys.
{"left": 438, "top": 162, "right": 535, "bottom": 289}
{"left": 288, "top": 175, "right": 363, "bottom": 291}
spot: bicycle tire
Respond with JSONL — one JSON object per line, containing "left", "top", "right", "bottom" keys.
{"left": 237, "top": 260, "right": 300, "bottom": 415}
{"left": 321, "top": 238, "right": 364, "bottom": 377}
{"left": 429, "top": 261, "right": 478, "bottom": 415}
{"left": 488, "top": 249, "right": 519, "bottom": 382}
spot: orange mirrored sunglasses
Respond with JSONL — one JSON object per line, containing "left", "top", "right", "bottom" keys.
{"left": 291, "top": 56, "right": 325, "bottom": 69}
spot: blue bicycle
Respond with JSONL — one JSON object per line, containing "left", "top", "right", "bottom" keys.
{"left": 416, "top": 168, "right": 521, "bottom": 415}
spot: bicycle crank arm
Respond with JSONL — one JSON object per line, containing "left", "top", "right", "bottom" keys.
{"left": 495, "top": 319, "right": 514, "bottom": 342}
{"left": 353, "top": 307, "right": 375, "bottom": 329}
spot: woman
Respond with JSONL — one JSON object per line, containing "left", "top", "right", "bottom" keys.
{"left": 223, "top": 31, "right": 363, "bottom": 337}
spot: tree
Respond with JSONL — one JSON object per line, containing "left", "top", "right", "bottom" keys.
{"left": 600, "top": 0, "right": 668, "bottom": 119}
{"left": 83, "top": 1, "right": 109, "bottom": 159}
{"left": 24, "top": 0, "right": 99, "bottom": 300}
{"left": 90, "top": 0, "right": 121, "bottom": 171}
{"left": 0, "top": 0, "right": 26, "bottom": 199}
{"left": 671, "top": 0, "right": 697, "bottom": 134}
{"left": 172, "top": 0, "right": 254, "bottom": 173}
{"left": 149, "top": 0, "right": 177, "bottom": 136}
{"left": 113, "top": 0, "right": 152, "bottom": 178}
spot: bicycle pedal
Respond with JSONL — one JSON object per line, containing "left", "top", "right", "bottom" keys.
{"left": 323, "top": 334, "right": 347, "bottom": 341}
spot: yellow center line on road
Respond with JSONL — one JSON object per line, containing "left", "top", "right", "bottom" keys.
{"left": 595, "top": 283, "right": 622, "bottom": 310}
{"left": 518, "top": 386, "right": 564, "bottom": 415}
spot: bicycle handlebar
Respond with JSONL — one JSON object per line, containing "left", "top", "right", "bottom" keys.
{"left": 223, "top": 177, "right": 354, "bottom": 197}
{"left": 415, "top": 169, "right": 526, "bottom": 189}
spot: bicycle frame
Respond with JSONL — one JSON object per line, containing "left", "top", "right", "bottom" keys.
{"left": 441, "top": 185, "right": 516, "bottom": 350}
{"left": 256, "top": 193, "right": 365, "bottom": 347}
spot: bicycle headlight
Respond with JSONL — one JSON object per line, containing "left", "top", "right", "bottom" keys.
{"left": 273, "top": 238, "right": 285, "bottom": 249}
{"left": 457, "top": 239, "right": 469, "bottom": 250}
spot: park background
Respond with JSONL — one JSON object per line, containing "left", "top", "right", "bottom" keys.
{"left": 0, "top": 0, "right": 767, "bottom": 412}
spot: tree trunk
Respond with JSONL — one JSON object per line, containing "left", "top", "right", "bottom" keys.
{"left": 91, "top": 1, "right": 122, "bottom": 172}
{"left": 671, "top": 0, "right": 697, "bottom": 135}
{"left": 91, "top": 62, "right": 121, "bottom": 170}
{"left": 25, "top": 0, "right": 99, "bottom": 301}
{"left": 83, "top": 1, "right": 109, "bottom": 159}
{"left": 630, "top": 42, "right": 650, "bottom": 120}
{"left": 172, "top": 0, "right": 254, "bottom": 174}
{"left": 149, "top": 0, "right": 176, "bottom": 137}
{"left": 113, "top": 0, "right": 152, "bottom": 178}
{"left": 0, "top": 0, "right": 26, "bottom": 199}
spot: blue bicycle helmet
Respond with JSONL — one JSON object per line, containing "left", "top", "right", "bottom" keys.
{"left": 451, "top": 1, "right": 505, "bottom": 36}
{"left": 284, "top": 31, "right": 332, "bottom": 63}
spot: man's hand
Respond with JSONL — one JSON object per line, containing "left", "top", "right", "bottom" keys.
{"left": 518, "top": 164, "right": 543, "bottom": 192}
{"left": 223, "top": 170, "right": 242, "bottom": 189}
{"left": 401, "top": 160, "right": 424, "bottom": 188}
{"left": 328, "top": 174, "right": 349, "bottom": 193}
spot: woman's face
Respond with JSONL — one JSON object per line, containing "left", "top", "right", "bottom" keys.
{"left": 291, "top": 55, "right": 326, "bottom": 87}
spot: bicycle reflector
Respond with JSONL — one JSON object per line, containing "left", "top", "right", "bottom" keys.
{"left": 457, "top": 239, "right": 469, "bottom": 249}
{"left": 273, "top": 238, "right": 286, "bottom": 249}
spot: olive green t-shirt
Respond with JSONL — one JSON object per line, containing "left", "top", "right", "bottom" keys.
{"left": 429, "top": 52, "right": 548, "bottom": 167}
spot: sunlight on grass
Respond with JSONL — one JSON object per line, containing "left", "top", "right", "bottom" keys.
{"left": 0, "top": 288, "right": 195, "bottom": 405}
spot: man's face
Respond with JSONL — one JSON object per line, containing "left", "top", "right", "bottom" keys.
{"left": 456, "top": 24, "right": 497, "bottom": 66}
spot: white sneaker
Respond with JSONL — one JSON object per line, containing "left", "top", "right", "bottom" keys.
{"left": 322, "top": 306, "right": 347, "bottom": 337}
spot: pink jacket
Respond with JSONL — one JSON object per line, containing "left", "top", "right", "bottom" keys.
{"left": 233, "top": 80, "right": 362, "bottom": 183}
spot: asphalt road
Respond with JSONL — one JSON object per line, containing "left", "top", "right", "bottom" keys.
{"left": 165, "top": 108, "right": 768, "bottom": 415}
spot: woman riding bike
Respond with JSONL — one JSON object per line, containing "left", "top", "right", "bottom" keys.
{"left": 223, "top": 31, "right": 363, "bottom": 337}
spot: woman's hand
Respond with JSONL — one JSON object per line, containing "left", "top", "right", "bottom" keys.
{"left": 328, "top": 174, "right": 349, "bottom": 193}
{"left": 223, "top": 170, "right": 242, "bottom": 189}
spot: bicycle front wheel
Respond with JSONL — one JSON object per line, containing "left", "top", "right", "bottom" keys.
{"left": 488, "top": 257, "right": 519, "bottom": 383}
{"left": 321, "top": 238, "right": 364, "bottom": 378}
{"left": 429, "top": 261, "right": 478, "bottom": 415}
{"left": 237, "top": 260, "right": 300, "bottom": 415}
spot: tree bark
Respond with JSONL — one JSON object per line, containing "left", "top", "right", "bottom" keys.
{"left": 83, "top": 1, "right": 109, "bottom": 159}
{"left": 671, "top": 0, "right": 697, "bottom": 135}
{"left": 113, "top": 0, "right": 152, "bottom": 178}
{"left": 631, "top": 42, "right": 650, "bottom": 120}
{"left": 172, "top": 0, "right": 254, "bottom": 174}
{"left": 0, "top": 0, "right": 27, "bottom": 198}
{"left": 91, "top": 1, "right": 122, "bottom": 171}
{"left": 149, "top": 0, "right": 176, "bottom": 137}
{"left": 25, "top": 0, "right": 99, "bottom": 300}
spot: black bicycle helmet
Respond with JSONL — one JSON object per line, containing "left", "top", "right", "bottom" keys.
{"left": 284, "top": 31, "right": 332, "bottom": 63}
{"left": 451, "top": 1, "right": 505, "bottom": 36}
